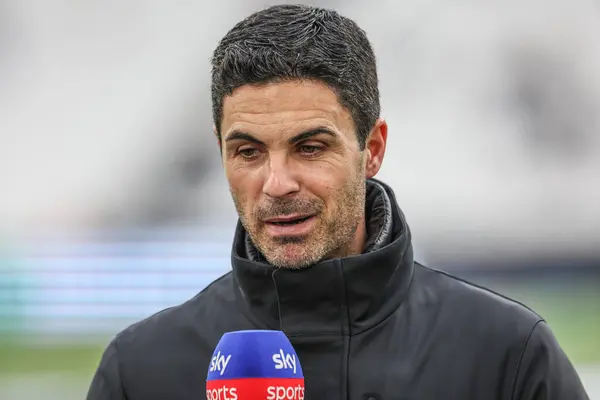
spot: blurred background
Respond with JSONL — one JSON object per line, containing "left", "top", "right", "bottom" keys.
{"left": 0, "top": 0, "right": 599, "bottom": 398}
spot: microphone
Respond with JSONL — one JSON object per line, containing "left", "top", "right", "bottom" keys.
{"left": 206, "top": 330, "right": 305, "bottom": 400}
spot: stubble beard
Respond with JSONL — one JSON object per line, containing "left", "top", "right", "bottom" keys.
{"left": 232, "top": 174, "right": 366, "bottom": 270}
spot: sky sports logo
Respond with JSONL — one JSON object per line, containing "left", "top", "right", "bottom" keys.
{"left": 209, "top": 351, "right": 232, "bottom": 376}
{"left": 272, "top": 349, "right": 297, "bottom": 374}
{"left": 206, "top": 384, "right": 238, "bottom": 400}
{"left": 209, "top": 349, "right": 297, "bottom": 376}
{"left": 207, "top": 348, "right": 304, "bottom": 399}
{"left": 266, "top": 385, "right": 305, "bottom": 400}
{"left": 206, "top": 383, "right": 305, "bottom": 400}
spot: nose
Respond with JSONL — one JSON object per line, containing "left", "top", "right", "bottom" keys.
{"left": 262, "top": 153, "right": 300, "bottom": 198}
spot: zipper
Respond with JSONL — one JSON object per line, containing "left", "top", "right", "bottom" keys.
{"left": 337, "top": 259, "right": 351, "bottom": 400}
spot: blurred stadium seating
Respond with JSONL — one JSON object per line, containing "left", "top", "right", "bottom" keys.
{"left": 0, "top": 0, "right": 598, "bottom": 398}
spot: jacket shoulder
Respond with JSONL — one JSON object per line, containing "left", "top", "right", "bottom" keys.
{"left": 110, "top": 271, "right": 236, "bottom": 358}
{"left": 409, "top": 263, "right": 588, "bottom": 398}
{"left": 413, "top": 262, "right": 544, "bottom": 331}
{"left": 89, "top": 272, "right": 241, "bottom": 398}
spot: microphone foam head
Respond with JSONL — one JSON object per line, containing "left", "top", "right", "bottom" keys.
{"left": 207, "top": 330, "right": 305, "bottom": 400}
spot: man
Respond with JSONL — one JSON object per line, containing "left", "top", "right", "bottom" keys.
{"left": 87, "top": 5, "right": 589, "bottom": 399}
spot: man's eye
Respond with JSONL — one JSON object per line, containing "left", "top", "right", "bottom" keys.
{"left": 298, "top": 145, "right": 323, "bottom": 156}
{"left": 238, "top": 148, "right": 259, "bottom": 159}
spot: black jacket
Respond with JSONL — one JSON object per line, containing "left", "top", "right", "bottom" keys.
{"left": 87, "top": 179, "right": 589, "bottom": 399}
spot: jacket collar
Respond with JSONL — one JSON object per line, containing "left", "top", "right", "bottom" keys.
{"left": 231, "top": 179, "right": 415, "bottom": 336}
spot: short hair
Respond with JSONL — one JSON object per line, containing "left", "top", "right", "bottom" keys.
{"left": 210, "top": 4, "right": 380, "bottom": 149}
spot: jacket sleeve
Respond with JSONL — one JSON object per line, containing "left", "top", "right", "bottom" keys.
{"left": 86, "top": 338, "right": 127, "bottom": 400}
{"left": 512, "top": 320, "right": 589, "bottom": 400}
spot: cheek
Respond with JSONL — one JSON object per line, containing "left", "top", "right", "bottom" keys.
{"left": 300, "top": 172, "right": 350, "bottom": 219}
{"left": 226, "top": 166, "right": 263, "bottom": 210}
{"left": 301, "top": 161, "right": 356, "bottom": 194}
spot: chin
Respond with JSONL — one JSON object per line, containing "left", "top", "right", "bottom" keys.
{"left": 264, "top": 242, "right": 318, "bottom": 269}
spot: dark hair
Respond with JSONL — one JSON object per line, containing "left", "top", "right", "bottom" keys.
{"left": 210, "top": 4, "right": 380, "bottom": 149}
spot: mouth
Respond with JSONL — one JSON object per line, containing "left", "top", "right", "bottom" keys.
{"left": 263, "top": 214, "right": 317, "bottom": 237}
{"left": 264, "top": 215, "right": 314, "bottom": 226}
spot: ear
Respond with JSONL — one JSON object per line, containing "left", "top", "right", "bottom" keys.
{"left": 364, "top": 118, "right": 388, "bottom": 179}
{"left": 213, "top": 125, "right": 221, "bottom": 149}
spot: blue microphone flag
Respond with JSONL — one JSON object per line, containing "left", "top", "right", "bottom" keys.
{"left": 206, "top": 330, "right": 305, "bottom": 400}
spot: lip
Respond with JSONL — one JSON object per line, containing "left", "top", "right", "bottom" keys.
{"left": 263, "top": 214, "right": 314, "bottom": 223}
{"left": 263, "top": 215, "right": 317, "bottom": 237}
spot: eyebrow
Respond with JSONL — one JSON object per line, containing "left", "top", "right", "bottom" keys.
{"left": 224, "top": 126, "right": 338, "bottom": 145}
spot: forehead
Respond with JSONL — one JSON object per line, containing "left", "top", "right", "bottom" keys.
{"left": 221, "top": 80, "right": 354, "bottom": 138}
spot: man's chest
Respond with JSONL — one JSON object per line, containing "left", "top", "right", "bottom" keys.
{"left": 123, "top": 328, "right": 510, "bottom": 400}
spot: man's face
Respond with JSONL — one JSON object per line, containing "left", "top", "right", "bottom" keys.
{"left": 220, "top": 80, "right": 386, "bottom": 269}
